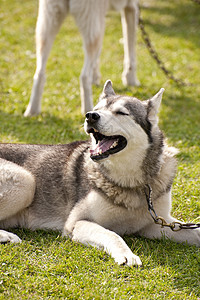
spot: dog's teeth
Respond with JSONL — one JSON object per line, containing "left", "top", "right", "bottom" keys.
{"left": 99, "top": 149, "right": 102, "bottom": 155}
{"left": 111, "top": 141, "right": 118, "bottom": 149}
{"left": 93, "top": 128, "right": 98, "bottom": 132}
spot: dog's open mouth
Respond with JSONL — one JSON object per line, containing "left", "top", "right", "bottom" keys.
{"left": 88, "top": 128, "right": 127, "bottom": 161}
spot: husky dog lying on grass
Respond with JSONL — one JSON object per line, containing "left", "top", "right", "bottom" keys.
{"left": 1, "top": 81, "right": 199, "bottom": 266}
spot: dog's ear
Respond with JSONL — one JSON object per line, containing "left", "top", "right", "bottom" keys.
{"left": 101, "top": 80, "right": 116, "bottom": 99}
{"left": 147, "top": 88, "right": 165, "bottom": 126}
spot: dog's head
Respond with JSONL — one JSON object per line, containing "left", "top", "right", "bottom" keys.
{"left": 84, "top": 80, "right": 164, "bottom": 162}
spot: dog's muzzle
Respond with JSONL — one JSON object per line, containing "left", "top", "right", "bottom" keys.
{"left": 85, "top": 112, "right": 127, "bottom": 161}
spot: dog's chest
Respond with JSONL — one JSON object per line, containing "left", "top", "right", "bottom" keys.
{"left": 88, "top": 167, "right": 146, "bottom": 210}
{"left": 90, "top": 177, "right": 145, "bottom": 210}
{"left": 85, "top": 190, "right": 148, "bottom": 235}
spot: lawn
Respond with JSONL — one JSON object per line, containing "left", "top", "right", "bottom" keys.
{"left": 0, "top": 0, "right": 200, "bottom": 299}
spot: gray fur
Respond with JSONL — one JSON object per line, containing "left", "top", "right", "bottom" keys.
{"left": 0, "top": 81, "right": 199, "bottom": 266}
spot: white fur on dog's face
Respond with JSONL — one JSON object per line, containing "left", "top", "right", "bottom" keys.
{"left": 91, "top": 98, "right": 149, "bottom": 151}
{"left": 84, "top": 80, "right": 164, "bottom": 186}
{"left": 88, "top": 98, "right": 149, "bottom": 186}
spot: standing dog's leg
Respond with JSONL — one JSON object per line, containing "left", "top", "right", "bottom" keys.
{"left": 24, "top": 0, "right": 68, "bottom": 116}
{"left": 121, "top": 0, "right": 140, "bottom": 87}
{"left": 71, "top": 1, "right": 108, "bottom": 114}
{"left": 92, "top": 57, "right": 101, "bottom": 86}
{"left": 0, "top": 159, "right": 35, "bottom": 243}
{"left": 80, "top": 33, "right": 105, "bottom": 114}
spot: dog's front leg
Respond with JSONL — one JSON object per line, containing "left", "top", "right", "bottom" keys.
{"left": 24, "top": 0, "right": 68, "bottom": 116}
{"left": 139, "top": 218, "right": 200, "bottom": 247}
{"left": 137, "top": 191, "right": 199, "bottom": 246}
{"left": 70, "top": 220, "right": 142, "bottom": 266}
{"left": 71, "top": 0, "right": 107, "bottom": 114}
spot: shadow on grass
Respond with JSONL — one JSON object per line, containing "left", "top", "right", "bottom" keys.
{"left": 10, "top": 228, "right": 62, "bottom": 244}
{"left": 0, "top": 110, "right": 86, "bottom": 144}
{"left": 1, "top": 85, "right": 200, "bottom": 158}
{"left": 140, "top": 2, "right": 200, "bottom": 45}
{"left": 159, "top": 90, "right": 200, "bottom": 147}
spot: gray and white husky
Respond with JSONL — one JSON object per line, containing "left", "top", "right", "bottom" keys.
{"left": 0, "top": 81, "right": 199, "bottom": 266}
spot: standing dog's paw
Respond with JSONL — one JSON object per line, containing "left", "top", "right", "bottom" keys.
{"left": 0, "top": 230, "right": 21, "bottom": 243}
{"left": 122, "top": 71, "right": 140, "bottom": 87}
{"left": 114, "top": 251, "right": 142, "bottom": 267}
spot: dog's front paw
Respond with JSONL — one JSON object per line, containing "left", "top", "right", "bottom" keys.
{"left": 114, "top": 251, "right": 142, "bottom": 267}
{"left": 0, "top": 230, "right": 21, "bottom": 243}
{"left": 24, "top": 104, "right": 41, "bottom": 117}
{"left": 184, "top": 228, "right": 200, "bottom": 247}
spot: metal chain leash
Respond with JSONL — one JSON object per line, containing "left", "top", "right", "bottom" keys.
{"left": 144, "top": 185, "right": 200, "bottom": 231}
{"left": 138, "top": 9, "right": 196, "bottom": 86}
{"left": 141, "top": 1, "right": 200, "bottom": 230}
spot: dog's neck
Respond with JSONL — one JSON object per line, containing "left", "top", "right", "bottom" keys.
{"left": 85, "top": 140, "right": 149, "bottom": 189}
{"left": 85, "top": 155, "right": 146, "bottom": 210}
{"left": 85, "top": 142, "right": 177, "bottom": 210}
{"left": 100, "top": 148, "right": 146, "bottom": 188}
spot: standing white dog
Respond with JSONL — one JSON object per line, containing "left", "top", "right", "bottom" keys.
{"left": 24, "top": 0, "right": 140, "bottom": 116}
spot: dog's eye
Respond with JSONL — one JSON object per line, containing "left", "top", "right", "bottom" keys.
{"left": 116, "top": 111, "right": 129, "bottom": 116}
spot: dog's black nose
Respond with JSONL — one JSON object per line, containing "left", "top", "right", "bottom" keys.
{"left": 85, "top": 112, "right": 100, "bottom": 123}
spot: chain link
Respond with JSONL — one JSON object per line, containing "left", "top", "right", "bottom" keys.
{"left": 144, "top": 185, "right": 200, "bottom": 231}
{"left": 141, "top": 1, "right": 200, "bottom": 229}
{"left": 138, "top": 11, "right": 194, "bottom": 86}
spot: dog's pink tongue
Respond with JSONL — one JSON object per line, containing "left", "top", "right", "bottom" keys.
{"left": 90, "top": 138, "right": 116, "bottom": 156}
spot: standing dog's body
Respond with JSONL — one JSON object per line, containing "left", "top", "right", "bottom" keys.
{"left": 1, "top": 81, "right": 200, "bottom": 266}
{"left": 24, "top": 0, "right": 139, "bottom": 117}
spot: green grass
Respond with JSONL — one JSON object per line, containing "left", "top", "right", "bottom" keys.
{"left": 0, "top": 0, "right": 200, "bottom": 298}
